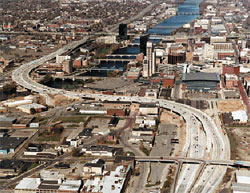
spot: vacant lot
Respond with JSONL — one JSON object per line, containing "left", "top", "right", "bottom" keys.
{"left": 218, "top": 100, "right": 244, "bottom": 112}
{"left": 11, "top": 129, "right": 36, "bottom": 138}
{"left": 54, "top": 115, "right": 87, "bottom": 123}
{"left": 86, "top": 117, "right": 110, "bottom": 129}
{"left": 227, "top": 127, "right": 250, "bottom": 160}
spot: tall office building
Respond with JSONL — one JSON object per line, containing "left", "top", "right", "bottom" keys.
{"left": 143, "top": 57, "right": 148, "bottom": 77}
{"left": 62, "top": 59, "right": 73, "bottom": 74}
{"left": 143, "top": 42, "right": 156, "bottom": 77}
{"left": 140, "top": 35, "right": 149, "bottom": 55}
{"left": 119, "top": 24, "right": 127, "bottom": 40}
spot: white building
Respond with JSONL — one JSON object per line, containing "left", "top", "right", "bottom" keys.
{"left": 82, "top": 146, "right": 115, "bottom": 157}
{"left": 96, "top": 35, "right": 116, "bottom": 44}
{"left": 139, "top": 103, "right": 158, "bottom": 115}
{"left": 232, "top": 170, "right": 250, "bottom": 193}
{"left": 135, "top": 115, "right": 156, "bottom": 127}
{"left": 145, "top": 89, "right": 158, "bottom": 99}
{"left": 17, "top": 103, "right": 46, "bottom": 114}
{"left": 56, "top": 55, "right": 71, "bottom": 64}
{"left": 83, "top": 159, "right": 104, "bottom": 175}
{"left": 131, "top": 128, "right": 153, "bottom": 137}
{"left": 15, "top": 177, "right": 81, "bottom": 193}
{"left": 232, "top": 110, "right": 248, "bottom": 123}
{"left": 83, "top": 165, "right": 131, "bottom": 193}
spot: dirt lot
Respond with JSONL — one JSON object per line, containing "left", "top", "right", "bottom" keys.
{"left": 160, "top": 109, "right": 186, "bottom": 156}
{"left": 227, "top": 127, "right": 250, "bottom": 160}
{"left": 218, "top": 100, "right": 244, "bottom": 112}
{"left": 86, "top": 117, "right": 110, "bottom": 130}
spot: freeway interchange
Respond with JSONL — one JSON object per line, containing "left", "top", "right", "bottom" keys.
{"left": 12, "top": 38, "right": 232, "bottom": 193}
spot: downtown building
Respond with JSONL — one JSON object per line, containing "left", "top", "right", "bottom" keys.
{"left": 143, "top": 42, "right": 156, "bottom": 78}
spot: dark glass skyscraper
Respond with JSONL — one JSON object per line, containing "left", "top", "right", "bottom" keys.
{"left": 140, "top": 35, "right": 149, "bottom": 55}
{"left": 119, "top": 24, "right": 127, "bottom": 40}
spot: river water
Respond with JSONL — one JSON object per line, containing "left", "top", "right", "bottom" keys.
{"left": 148, "top": 0, "right": 203, "bottom": 35}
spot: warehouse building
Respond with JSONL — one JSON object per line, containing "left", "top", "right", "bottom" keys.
{"left": 0, "top": 136, "right": 27, "bottom": 154}
{"left": 0, "top": 116, "right": 16, "bottom": 128}
{"left": 232, "top": 170, "right": 250, "bottom": 193}
{"left": 17, "top": 103, "right": 46, "bottom": 114}
{"left": 182, "top": 72, "right": 220, "bottom": 91}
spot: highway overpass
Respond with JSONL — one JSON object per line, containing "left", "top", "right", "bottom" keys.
{"left": 12, "top": 37, "right": 231, "bottom": 193}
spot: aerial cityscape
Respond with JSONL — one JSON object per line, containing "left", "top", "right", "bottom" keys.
{"left": 0, "top": 0, "right": 250, "bottom": 192}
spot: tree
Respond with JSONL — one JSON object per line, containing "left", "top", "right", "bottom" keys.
{"left": 71, "top": 147, "right": 81, "bottom": 157}
{"left": 2, "top": 83, "right": 16, "bottom": 95}
{"left": 51, "top": 124, "right": 64, "bottom": 134}
{"left": 40, "top": 73, "right": 53, "bottom": 85}
{"left": 30, "top": 108, "right": 36, "bottom": 115}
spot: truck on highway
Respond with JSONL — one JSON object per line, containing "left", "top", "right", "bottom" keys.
{"left": 234, "top": 161, "right": 243, "bottom": 165}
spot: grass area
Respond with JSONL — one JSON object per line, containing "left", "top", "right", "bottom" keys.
{"left": 55, "top": 115, "right": 87, "bottom": 123}
{"left": 95, "top": 47, "right": 111, "bottom": 58}
{"left": 37, "top": 134, "right": 61, "bottom": 142}
{"left": 0, "top": 181, "right": 6, "bottom": 185}
{"left": 40, "top": 120, "right": 49, "bottom": 126}
{"left": 33, "top": 116, "right": 50, "bottom": 123}
{"left": 27, "top": 163, "right": 40, "bottom": 170}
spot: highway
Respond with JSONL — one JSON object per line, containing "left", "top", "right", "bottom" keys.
{"left": 11, "top": 37, "right": 231, "bottom": 192}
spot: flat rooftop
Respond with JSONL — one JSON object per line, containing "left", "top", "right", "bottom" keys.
{"left": 182, "top": 72, "right": 220, "bottom": 82}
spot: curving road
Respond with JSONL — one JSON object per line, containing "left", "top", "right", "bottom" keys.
{"left": 11, "top": 38, "right": 230, "bottom": 193}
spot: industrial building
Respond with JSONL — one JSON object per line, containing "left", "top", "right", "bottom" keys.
{"left": 83, "top": 159, "right": 105, "bottom": 175}
{"left": 15, "top": 176, "right": 82, "bottom": 193}
{"left": 139, "top": 103, "right": 158, "bottom": 115}
{"left": 0, "top": 116, "right": 16, "bottom": 128}
{"left": 82, "top": 165, "right": 131, "bottom": 193}
{"left": 182, "top": 72, "right": 220, "bottom": 91}
{"left": 232, "top": 170, "right": 250, "bottom": 193}
{"left": 17, "top": 103, "right": 46, "bottom": 114}
{"left": 82, "top": 145, "right": 115, "bottom": 157}
{"left": 0, "top": 136, "right": 27, "bottom": 154}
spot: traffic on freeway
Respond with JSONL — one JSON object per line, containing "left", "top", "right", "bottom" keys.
{"left": 12, "top": 38, "right": 230, "bottom": 193}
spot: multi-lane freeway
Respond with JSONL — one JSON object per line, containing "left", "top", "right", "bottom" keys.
{"left": 11, "top": 37, "right": 231, "bottom": 193}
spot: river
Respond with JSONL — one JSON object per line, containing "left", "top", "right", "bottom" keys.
{"left": 147, "top": 0, "right": 203, "bottom": 35}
